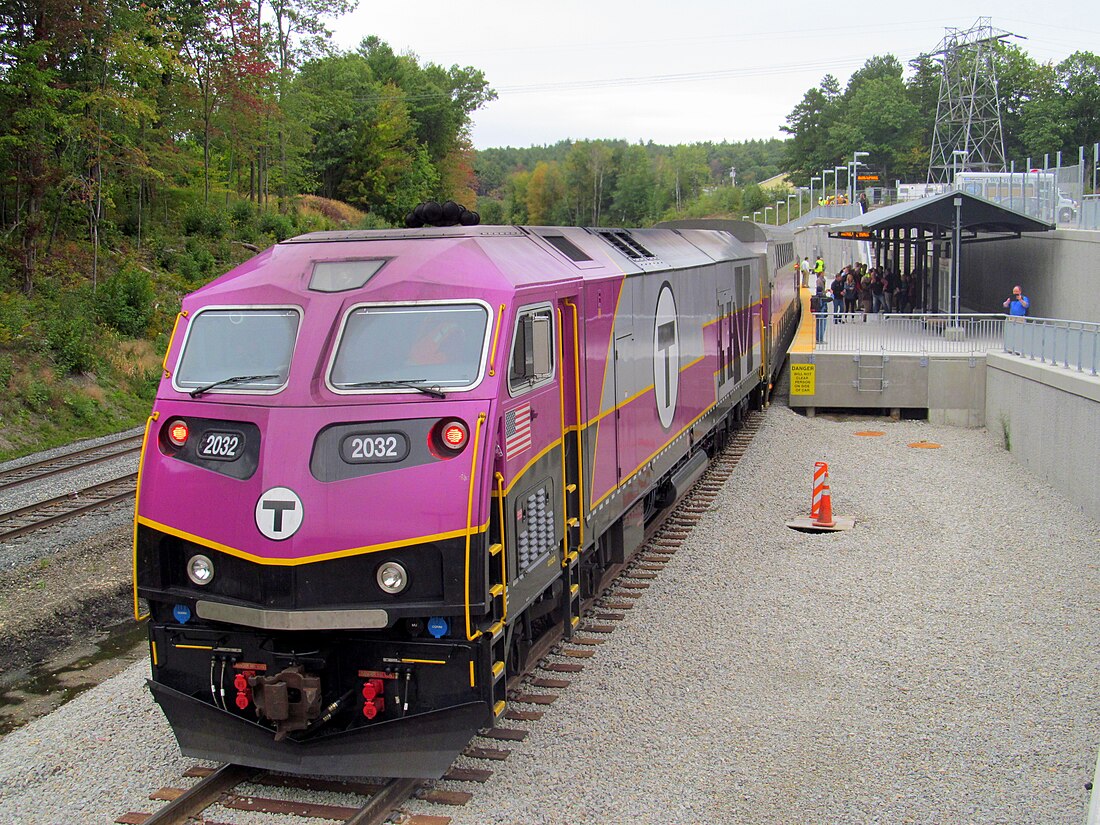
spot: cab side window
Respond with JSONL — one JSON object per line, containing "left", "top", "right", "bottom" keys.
{"left": 509, "top": 305, "right": 555, "bottom": 394}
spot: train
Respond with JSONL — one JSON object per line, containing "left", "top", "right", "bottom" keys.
{"left": 133, "top": 216, "right": 800, "bottom": 778}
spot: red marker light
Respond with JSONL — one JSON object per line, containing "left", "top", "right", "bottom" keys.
{"left": 442, "top": 422, "right": 468, "bottom": 450}
{"left": 167, "top": 420, "right": 190, "bottom": 447}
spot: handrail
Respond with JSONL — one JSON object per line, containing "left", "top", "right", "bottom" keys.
{"left": 132, "top": 413, "right": 157, "bottom": 622}
{"left": 488, "top": 303, "right": 505, "bottom": 377}
{"left": 494, "top": 472, "right": 508, "bottom": 623}
{"left": 565, "top": 299, "right": 585, "bottom": 548}
{"left": 808, "top": 311, "right": 1006, "bottom": 354}
{"left": 1003, "top": 315, "right": 1100, "bottom": 375}
{"left": 463, "top": 412, "right": 487, "bottom": 642}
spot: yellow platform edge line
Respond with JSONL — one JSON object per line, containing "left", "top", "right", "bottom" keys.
{"left": 790, "top": 287, "right": 817, "bottom": 355}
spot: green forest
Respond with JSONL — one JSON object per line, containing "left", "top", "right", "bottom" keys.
{"left": 0, "top": 0, "right": 1097, "bottom": 457}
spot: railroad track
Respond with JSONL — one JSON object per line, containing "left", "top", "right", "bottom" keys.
{"left": 0, "top": 471, "right": 138, "bottom": 543}
{"left": 0, "top": 433, "right": 142, "bottom": 492}
{"left": 118, "top": 410, "right": 766, "bottom": 825}
{"left": 117, "top": 765, "right": 472, "bottom": 825}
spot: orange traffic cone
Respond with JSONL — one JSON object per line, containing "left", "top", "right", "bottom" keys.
{"left": 787, "top": 461, "right": 853, "bottom": 533}
{"left": 813, "top": 487, "right": 836, "bottom": 528}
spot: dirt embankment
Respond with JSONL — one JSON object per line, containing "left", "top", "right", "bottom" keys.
{"left": 0, "top": 526, "right": 134, "bottom": 675}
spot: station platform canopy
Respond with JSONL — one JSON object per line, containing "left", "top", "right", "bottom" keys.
{"left": 827, "top": 189, "right": 1053, "bottom": 244}
{"left": 824, "top": 190, "right": 1054, "bottom": 314}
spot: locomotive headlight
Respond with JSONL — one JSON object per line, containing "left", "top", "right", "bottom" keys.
{"left": 376, "top": 561, "right": 408, "bottom": 594}
{"left": 186, "top": 554, "right": 215, "bottom": 586}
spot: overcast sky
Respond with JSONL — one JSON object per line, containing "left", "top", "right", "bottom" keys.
{"left": 329, "top": 1, "right": 1096, "bottom": 149}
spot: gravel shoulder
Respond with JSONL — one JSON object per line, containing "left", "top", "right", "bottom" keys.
{"left": 0, "top": 409, "right": 1097, "bottom": 824}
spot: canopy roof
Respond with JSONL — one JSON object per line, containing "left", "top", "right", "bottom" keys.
{"left": 828, "top": 190, "right": 1053, "bottom": 242}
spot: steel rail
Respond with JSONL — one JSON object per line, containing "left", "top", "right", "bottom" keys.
{"left": 0, "top": 471, "right": 138, "bottom": 542}
{"left": 0, "top": 434, "right": 142, "bottom": 492}
{"left": 136, "top": 763, "right": 256, "bottom": 825}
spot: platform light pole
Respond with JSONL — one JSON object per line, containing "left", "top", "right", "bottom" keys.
{"left": 775, "top": 200, "right": 783, "bottom": 224}
{"left": 764, "top": 206, "right": 772, "bottom": 224}
{"left": 788, "top": 192, "right": 798, "bottom": 221}
{"left": 834, "top": 166, "right": 845, "bottom": 203}
{"left": 821, "top": 169, "right": 834, "bottom": 204}
{"left": 852, "top": 151, "right": 869, "bottom": 203}
{"left": 810, "top": 176, "right": 821, "bottom": 210}
{"left": 741, "top": 215, "right": 750, "bottom": 220}
{"left": 797, "top": 187, "right": 808, "bottom": 217}
{"left": 753, "top": 210, "right": 761, "bottom": 222}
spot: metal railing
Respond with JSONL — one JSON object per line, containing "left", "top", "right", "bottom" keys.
{"left": 810, "top": 311, "right": 1005, "bottom": 354}
{"left": 1003, "top": 316, "right": 1100, "bottom": 375}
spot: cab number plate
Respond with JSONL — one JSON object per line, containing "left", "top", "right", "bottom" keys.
{"left": 197, "top": 430, "right": 245, "bottom": 461}
{"left": 341, "top": 432, "right": 409, "bottom": 464}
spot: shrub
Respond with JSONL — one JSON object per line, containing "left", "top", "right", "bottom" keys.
{"left": 182, "top": 204, "right": 229, "bottom": 238}
{"left": 25, "top": 379, "right": 51, "bottom": 412}
{"left": 64, "top": 392, "right": 100, "bottom": 422}
{"left": 229, "top": 200, "right": 256, "bottom": 228}
{"left": 258, "top": 211, "right": 295, "bottom": 241}
{"left": 43, "top": 306, "right": 98, "bottom": 374}
{"left": 96, "top": 265, "right": 155, "bottom": 337}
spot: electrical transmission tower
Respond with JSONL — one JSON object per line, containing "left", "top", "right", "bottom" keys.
{"left": 925, "top": 18, "right": 1015, "bottom": 184}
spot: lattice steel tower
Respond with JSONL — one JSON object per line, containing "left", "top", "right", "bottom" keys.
{"left": 925, "top": 18, "right": 1013, "bottom": 183}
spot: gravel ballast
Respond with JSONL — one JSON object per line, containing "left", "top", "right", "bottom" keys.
{"left": 0, "top": 408, "right": 1097, "bottom": 824}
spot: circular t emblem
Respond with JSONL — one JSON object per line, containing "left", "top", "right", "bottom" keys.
{"left": 255, "top": 487, "right": 303, "bottom": 540}
{"left": 653, "top": 283, "right": 679, "bottom": 429}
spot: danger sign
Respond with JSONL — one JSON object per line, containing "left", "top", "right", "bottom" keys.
{"left": 790, "top": 363, "right": 816, "bottom": 396}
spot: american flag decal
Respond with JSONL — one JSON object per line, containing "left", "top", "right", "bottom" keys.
{"left": 504, "top": 403, "right": 533, "bottom": 459}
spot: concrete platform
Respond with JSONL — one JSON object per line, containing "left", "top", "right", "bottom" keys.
{"left": 788, "top": 290, "right": 998, "bottom": 427}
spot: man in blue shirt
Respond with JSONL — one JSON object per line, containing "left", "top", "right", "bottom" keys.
{"left": 1003, "top": 286, "right": 1029, "bottom": 316}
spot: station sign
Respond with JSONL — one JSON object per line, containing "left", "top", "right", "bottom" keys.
{"left": 834, "top": 231, "right": 873, "bottom": 239}
{"left": 857, "top": 174, "right": 879, "bottom": 181}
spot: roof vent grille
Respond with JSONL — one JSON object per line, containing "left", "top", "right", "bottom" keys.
{"left": 597, "top": 230, "right": 656, "bottom": 260}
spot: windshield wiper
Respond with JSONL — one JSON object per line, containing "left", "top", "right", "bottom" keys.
{"left": 188, "top": 374, "right": 281, "bottom": 398}
{"left": 336, "top": 379, "right": 446, "bottom": 399}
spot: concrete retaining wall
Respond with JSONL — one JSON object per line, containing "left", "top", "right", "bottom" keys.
{"left": 985, "top": 351, "right": 1100, "bottom": 520}
{"left": 961, "top": 229, "right": 1100, "bottom": 323}
{"left": 788, "top": 352, "right": 987, "bottom": 428}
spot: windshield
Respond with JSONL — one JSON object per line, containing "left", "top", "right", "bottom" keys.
{"left": 329, "top": 303, "right": 490, "bottom": 391}
{"left": 174, "top": 308, "right": 299, "bottom": 393}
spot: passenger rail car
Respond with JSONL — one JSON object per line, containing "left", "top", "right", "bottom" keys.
{"left": 134, "top": 221, "right": 800, "bottom": 778}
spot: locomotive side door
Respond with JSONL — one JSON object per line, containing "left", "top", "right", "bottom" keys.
{"left": 499, "top": 302, "right": 565, "bottom": 619}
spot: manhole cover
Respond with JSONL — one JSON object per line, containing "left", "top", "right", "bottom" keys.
{"left": 854, "top": 431, "right": 885, "bottom": 437}
{"left": 908, "top": 441, "right": 941, "bottom": 449}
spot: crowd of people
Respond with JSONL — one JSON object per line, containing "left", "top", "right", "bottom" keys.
{"left": 809, "top": 263, "right": 923, "bottom": 340}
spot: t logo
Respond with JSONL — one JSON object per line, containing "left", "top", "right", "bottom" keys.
{"left": 653, "top": 284, "right": 679, "bottom": 429}
{"left": 255, "top": 487, "right": 304, "bottom": 540}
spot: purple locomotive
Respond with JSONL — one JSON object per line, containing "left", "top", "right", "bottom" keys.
{"left": 134, "top": 220, "right": 799, "bottom": 778}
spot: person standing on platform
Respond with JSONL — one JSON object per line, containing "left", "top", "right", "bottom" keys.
{"left": 812, "top": 286, "right": 828, "bottom": 343}
{"left": 871, "top": 270, "right": 886, "bottom": 314}
{"left": 800, "top": 257, "right": 812, "bottom": 288}
{"left": 1004, "top": 286, "right": 1030, "bottom": 316}
{"left": 814, "top": 255, "right": 825, "bottom": 286}
{"left": 830, "top": 272, "right": 845, "bottom": 322}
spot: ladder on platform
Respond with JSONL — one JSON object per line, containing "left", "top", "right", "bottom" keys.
{"left": 853, "top": 352, "right": 889, "bottom": 392}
